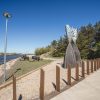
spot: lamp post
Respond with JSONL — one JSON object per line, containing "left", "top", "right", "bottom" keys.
{"left": 3, "top": 12, "right": 11, "bottom": 82}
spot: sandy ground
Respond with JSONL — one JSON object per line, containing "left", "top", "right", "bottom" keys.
{"left": 0, "top": 58, "right": 90, "bottom": 100}
{"left": 0, "top": 58, "right": 19, "bottom": 83}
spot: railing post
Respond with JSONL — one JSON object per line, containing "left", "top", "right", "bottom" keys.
{"left": 56, "top": 66, "right": 60, "bottom": 92}
{"left": 75, "top": 63, "right": 79, "bottom": 81}
{"left": 94, "top": 59, "right": 96, "bottom": 71}
{"left": 97, "top": 59, "right": 99, "bottom": 69}
{"left": 91, "top": 60, "right": 93, "bottom": 73}
{"left": 96, "top": 59, "right": 98, "bottom": 69}
{"left": 99, "top": 58, "right": 100, "bottom": 68}
{"left": 40, "top": 69, "right": 45, "bottom": 100}
{"left": 96, "top": 59, "right": 97, "bottom": 70}
{"left": 13, "top": 75, "right": 16, "bottom": 100}
{"left": 67, "top": 64, "right": 71, "bottom": 85}
{"left": 87, "top": 60, "right": 89, "bottom": 75}
{"left": 82, "top": 61, "right": 85, "bottom": 78}
{"left": 92, "top": 60, "right": 94, "bottom": 71}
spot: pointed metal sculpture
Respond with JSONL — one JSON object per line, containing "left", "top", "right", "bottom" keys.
{"left": 64, "top": 25, "right": 81, "bottom": 68}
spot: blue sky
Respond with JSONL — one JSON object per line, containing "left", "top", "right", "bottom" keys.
{"left": 0, "top": 0, "right": 100, "bottom": 53}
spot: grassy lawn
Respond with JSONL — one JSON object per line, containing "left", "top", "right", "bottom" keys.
{"left": 6, "top": 59, "right": 52, "bottom": 81}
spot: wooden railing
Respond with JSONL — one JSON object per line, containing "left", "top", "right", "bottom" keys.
{"left": 1, "top": 58, "right": 100, "bottom": 100}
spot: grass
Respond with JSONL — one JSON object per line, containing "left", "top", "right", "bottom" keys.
{"left": 41, "top": 52, "right": 64, "bottom": 59}
{"left": 42, "top": 53, "right": 64, "bottom": 59}
{"left": 45, "top": 55, "right": 64, "bottom": 59}
{"left": 6, "top": 59, "right": 52, "bottom": 81}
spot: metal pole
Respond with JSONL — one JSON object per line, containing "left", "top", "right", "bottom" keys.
{"left": 4, "top": 18, "right": 8, "bottom": 82}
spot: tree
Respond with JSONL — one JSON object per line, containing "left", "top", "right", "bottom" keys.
{"left": 35, "top": 21, "right": 100, "bottom": 59}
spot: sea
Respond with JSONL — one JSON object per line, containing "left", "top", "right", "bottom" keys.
{"left": 0, "top": 54, "right": 21, "bottom": 65}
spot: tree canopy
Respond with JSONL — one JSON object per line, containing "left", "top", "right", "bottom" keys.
{"left": 35, "top": 21, "right": 100, "bottom": 59}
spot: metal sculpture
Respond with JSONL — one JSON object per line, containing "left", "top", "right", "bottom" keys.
{"left": 64, "top": 25, "right": 81, "bottom": 68}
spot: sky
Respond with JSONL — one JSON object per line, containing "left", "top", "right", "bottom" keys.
{"left": 0, "top": 0, "right": 100, "bottom": 53}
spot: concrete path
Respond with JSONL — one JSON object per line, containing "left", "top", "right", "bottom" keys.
{"left": 51, "top": 69, "right": 100, "bottom": 100}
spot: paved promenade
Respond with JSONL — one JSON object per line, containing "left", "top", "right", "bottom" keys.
{"left": 51, "top": 69, "right": 100, "bottom": 100}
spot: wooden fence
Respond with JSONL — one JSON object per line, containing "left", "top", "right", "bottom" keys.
{"left": 0, "top": 58, "right": 100, "bottom": 100}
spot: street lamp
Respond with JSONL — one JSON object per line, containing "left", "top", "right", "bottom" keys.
{"left": 3, "top": 12, "right": 11, "bottom": 82}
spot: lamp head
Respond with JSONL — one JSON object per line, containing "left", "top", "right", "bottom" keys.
{"left": 3, "top": 12, "right": 11, "bottom": 18}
